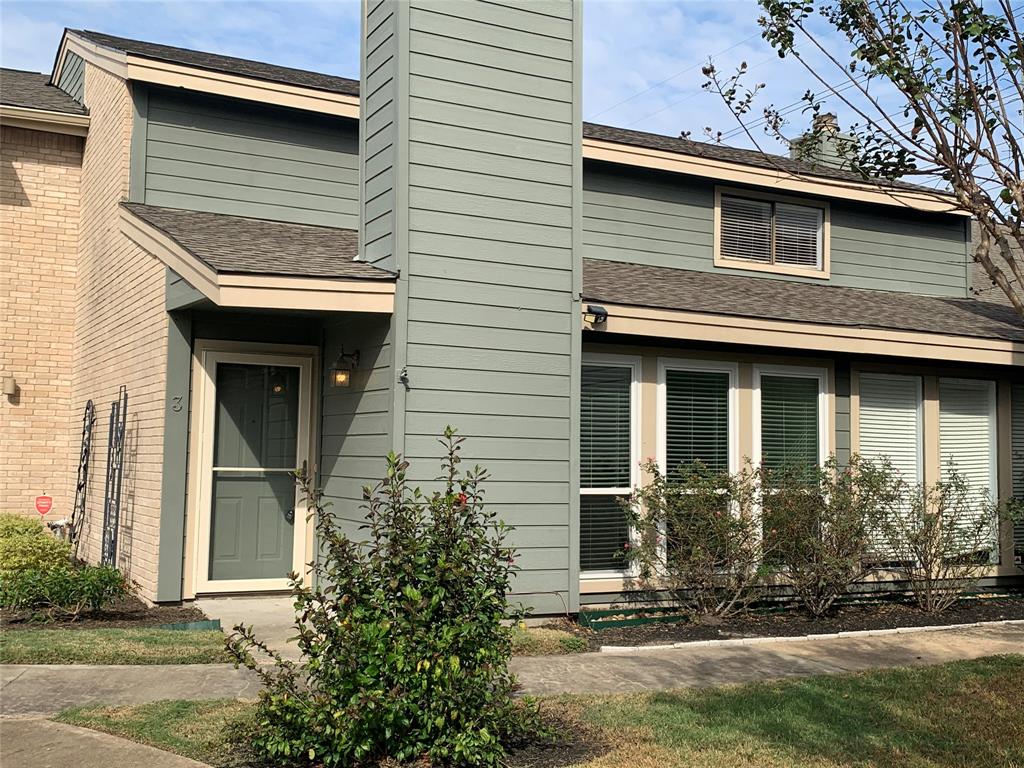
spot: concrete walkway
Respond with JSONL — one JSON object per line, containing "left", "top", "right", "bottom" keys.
{"left": 0, "top": 663, "right": 261, "bottom": 717}
{"left": 1, "top": 623, "right": 1021, "bottom": 716}
{"left": 0, "top": 719, "right": 208, "bottom": 768}
{"left": 513, "top": 622, "right": 1024, "bottom": 695}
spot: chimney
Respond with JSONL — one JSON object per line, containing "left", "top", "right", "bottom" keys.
{"left": 358, "top": 0, "right": 583, "bottom": 614}
{"left": 790, "top": 112, "right": 853, "bottom": 169}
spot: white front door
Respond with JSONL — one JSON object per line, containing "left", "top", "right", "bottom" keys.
{"left": 194, "top": 349, "right": 313, "bottom": 593}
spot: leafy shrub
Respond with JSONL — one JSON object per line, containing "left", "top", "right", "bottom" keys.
{"left": 0, "top": 513, "right": 46, "bottom": 539}
{"left": 876, "top": 467, "right": 1001, "bottom": 613}
{"left": 227, "top": 428, "right": 541, "bottom": 767}
{"left": 0, "top": 564, "right": 129, "bottom": 619}
{"left": 761, "top": 455, "right": 899, "bottom": 617}
{"left": 0, "top": 518, "right": 72, "bottom": 574}
{"left": 625, "top": 460, "right": 769, "bottom": 618}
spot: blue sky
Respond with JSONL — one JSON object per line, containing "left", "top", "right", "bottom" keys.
{"left": 1, "top": 0, "right": 862, "bottom": 153}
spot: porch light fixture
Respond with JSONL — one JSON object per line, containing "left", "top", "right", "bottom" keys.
{"left": 330, "top": 348, "right": 360, "bottom": 388}
{"left": 583, "top": 305, "right": 608, "bottom": 325}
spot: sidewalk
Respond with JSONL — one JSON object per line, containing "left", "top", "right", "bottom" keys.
{"left": 2, "top": 623, "right": 1021, "bottom": 716}
{"left": 0, "top": 663, "right": 260, "bottom": 717}
{"left": 512, "top": 621, "right": 1024, "bottom": 695}
{"left": 0, "top": 719, "right": 208, "bottom": 768}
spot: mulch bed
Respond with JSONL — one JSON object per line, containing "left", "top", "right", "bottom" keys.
{"left": 555, "top": 595, "right": 1024, "bottom": 650}
{"left": 1, "top": 596, "right": 209, "bottom": 631}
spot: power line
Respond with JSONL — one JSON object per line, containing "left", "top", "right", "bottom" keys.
{"left": 586, "top": 31, "right": 762, "bottom": 121}
{"left": 626, "top": 54, "right": 776, "bottom": 128}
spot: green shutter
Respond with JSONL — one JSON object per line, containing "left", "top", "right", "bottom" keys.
{"left": 665, "top": 369, "right": 730, "bottom": 472}
{"left": 580, "top": 365, "right": 632, "bottom": 489}
{"left": 760, "top": 375, "right": 819, "bottom": 471}
{"left": 580, "top": 495, "right": 630, "bottom": 572}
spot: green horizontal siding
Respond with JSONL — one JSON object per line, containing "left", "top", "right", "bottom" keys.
{"left": 142, "top": 88, "right": 359, "bottom": 228}
{"left": 583, "top": 163, "right": 969, "bottom": 297}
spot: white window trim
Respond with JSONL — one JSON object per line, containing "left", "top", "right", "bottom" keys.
{"left": 713, "top": 186, "right": 831, "bottom": 280}
{"left": 752, "top": 364, "right": 830, "bottom": 471}
{"left": 656, "top": 358, "right": 740, "bottom": 475}
{"left": 857, "top": 372, "right": 925, "bottom": 484}
{"left": 580, "top": 353, "right": 642, "bottom": 580}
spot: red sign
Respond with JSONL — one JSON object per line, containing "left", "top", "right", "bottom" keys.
{"left": 35, "top": 496, "right": 53, "bottom": 516}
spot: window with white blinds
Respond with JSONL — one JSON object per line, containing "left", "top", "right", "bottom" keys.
{"left": 757, "top": 372, "right": 823, "bottom": 472}
{"left": 580, "top": 362, "right": 637, "bottom": 574}
{"left": 857, "top": 374, "right": 923, "bottom": 484}
{"left": 719, "top": 193, "right": 824, "bottom": 271}
{"left": 663, "top": 366, "right": 733, "bottom": 473}
{"left": 939, "top": 378, "right": 998, "bottom": 552}
{"left": 1010, "top": 383, "right": 1024, "bottom": 561}
{"left": 858, "top": 374, "right": 923, "bottom": 560}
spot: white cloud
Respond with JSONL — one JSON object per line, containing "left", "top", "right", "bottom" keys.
{"left": 0, "top": 0, "right": 891, "bottom": 156}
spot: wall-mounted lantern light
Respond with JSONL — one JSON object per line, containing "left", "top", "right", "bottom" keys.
{"left": 2, "top": 377, "right": 17, "bottom": 397}
{"left": 330, "top": 348, "right": 360, "bottom": 388}
{"left": 583, "top": 305, "right": 608, "bottom": 325}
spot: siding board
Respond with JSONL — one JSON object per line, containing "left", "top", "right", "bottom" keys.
{"left": 143, "top": 88, "right": 360, "bottom": 228}
{"left": 582, "top": 164, "right": 969, "bottom": 296}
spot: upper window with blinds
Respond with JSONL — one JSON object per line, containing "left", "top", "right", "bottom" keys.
{"left": 715, "top": 188, "right": 829, "bottom": 278}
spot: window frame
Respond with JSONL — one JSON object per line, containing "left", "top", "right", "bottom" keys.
{"left": 656, "top": 358, "right": 740, "bottom": 476}
{"left": 752, "top": 364, "right": 831, "bottom": 473}
{"left": 938, "top": 376, "right": 999, "bottom": 520}
{"left": 579, "top": 353, "right": 642, "bottom": 579}
{"left": 856, "top": 372, "right": 925, "bottom": 485}
{"left": 714, "top": 186, "right": 831, "bottom": 280}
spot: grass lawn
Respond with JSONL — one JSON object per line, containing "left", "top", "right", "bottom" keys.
{"left": 0, "top": 628, "right": 233, "bottom": 664}
{"left": 54, "top": 655, "right": 1024, "bottom": 767}
{"left": 512, "top": 626, "right": 588, "bottom": 656}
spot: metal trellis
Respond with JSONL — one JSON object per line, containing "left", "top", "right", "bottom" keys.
{"left": 69, "top": 399, "right": 96, "bottom": 559}
{"left": 101, "top": 386, "right": 128, "bottom": 567}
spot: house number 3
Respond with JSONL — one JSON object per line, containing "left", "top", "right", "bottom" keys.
{"left": 171, "top": 396, "right": 183, "bottom": 413}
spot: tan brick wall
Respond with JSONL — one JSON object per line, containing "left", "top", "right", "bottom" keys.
{"left": 0, "top": 126, "right": 82, "bottom": 521}
{"left": 71, "top": 64, "right": 169, "bottom": 600}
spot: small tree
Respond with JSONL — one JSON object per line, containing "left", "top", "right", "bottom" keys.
{"left": 876, "top": 467, "right": 1000, "bottom": 613}
{"left": 702, "top": 0, "right": 1024, "bottom": 317}
{"left": 226, "top": 428, "right": 539, "bottom": 767}
{"left": 761, "top": 455, "right": 899, "bottom": 617}
{"left": 624, "top": 460, "right": 769, "bottom": 619}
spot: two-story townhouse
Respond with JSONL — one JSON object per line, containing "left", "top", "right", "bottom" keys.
{"left": 1, "top": 0, "right": 1021, "bottom": 612}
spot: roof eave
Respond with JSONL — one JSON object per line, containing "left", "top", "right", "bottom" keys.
{"left": 58, "top": 30, "right": 359, "bottom": 120}
{"left": 581, "top": 300, "right": 1023, "bottom": 366}
{"left": 582, "top": 137, "right": 966, "bottom": 216}
{"left": 119, "top": 205, "right": 395, "bottom": 314}
{"left": 0, "top": 104, "right": 89, "bottom": 136}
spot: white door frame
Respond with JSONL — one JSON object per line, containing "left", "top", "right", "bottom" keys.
{"left": 192, "top": 345, "right": 314, "bottom": 594}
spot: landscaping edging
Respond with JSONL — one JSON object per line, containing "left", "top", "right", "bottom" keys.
{"left": 599, "top": 618, "right": 1024, "bottom": 653}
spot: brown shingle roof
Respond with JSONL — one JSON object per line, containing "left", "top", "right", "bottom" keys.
{"left": 63, "top": 30, "right": 954, "bottom": 197}
{"left": 70, "top": 30, "right": 359, "bottom": 97}
{"left": 582, "top": 258, "right": 1024, "bottom": 342}
{"left": 0, "top": 68, "right": 86, "bottom": 114}
{"left": 582, "top": 122, "right": 947, "bottom": 197}
{"left": 122, "top": 203, "right": 394, "bottom": 280}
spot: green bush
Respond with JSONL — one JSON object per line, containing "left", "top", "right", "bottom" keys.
{"left": 227, "top": 428, "right": 541, "bottom": 767}
{"left": 625, "top": 460, "right": 769, "bottom": 618}
{"left": 0, "top": 564, "right": 129, "bottom": 620}
{"left": 761, "top": 455, "right": 900, "bottom": 617}
{"left": 0, "top": 514, "right": 46, "bottom": 539}
{"left": 876, "top": 467, "right": 1002, "bottom": 613}
{"left": 0, "top": 517, "right": 72, "bottom": 574}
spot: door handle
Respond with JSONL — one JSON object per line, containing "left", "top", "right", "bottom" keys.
{"left": 284, "top": 508, "right": 295, "bottom": 524}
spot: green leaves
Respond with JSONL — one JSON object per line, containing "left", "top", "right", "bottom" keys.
{"left": 222, "top": 429, "right": 539, "bottom": 766}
